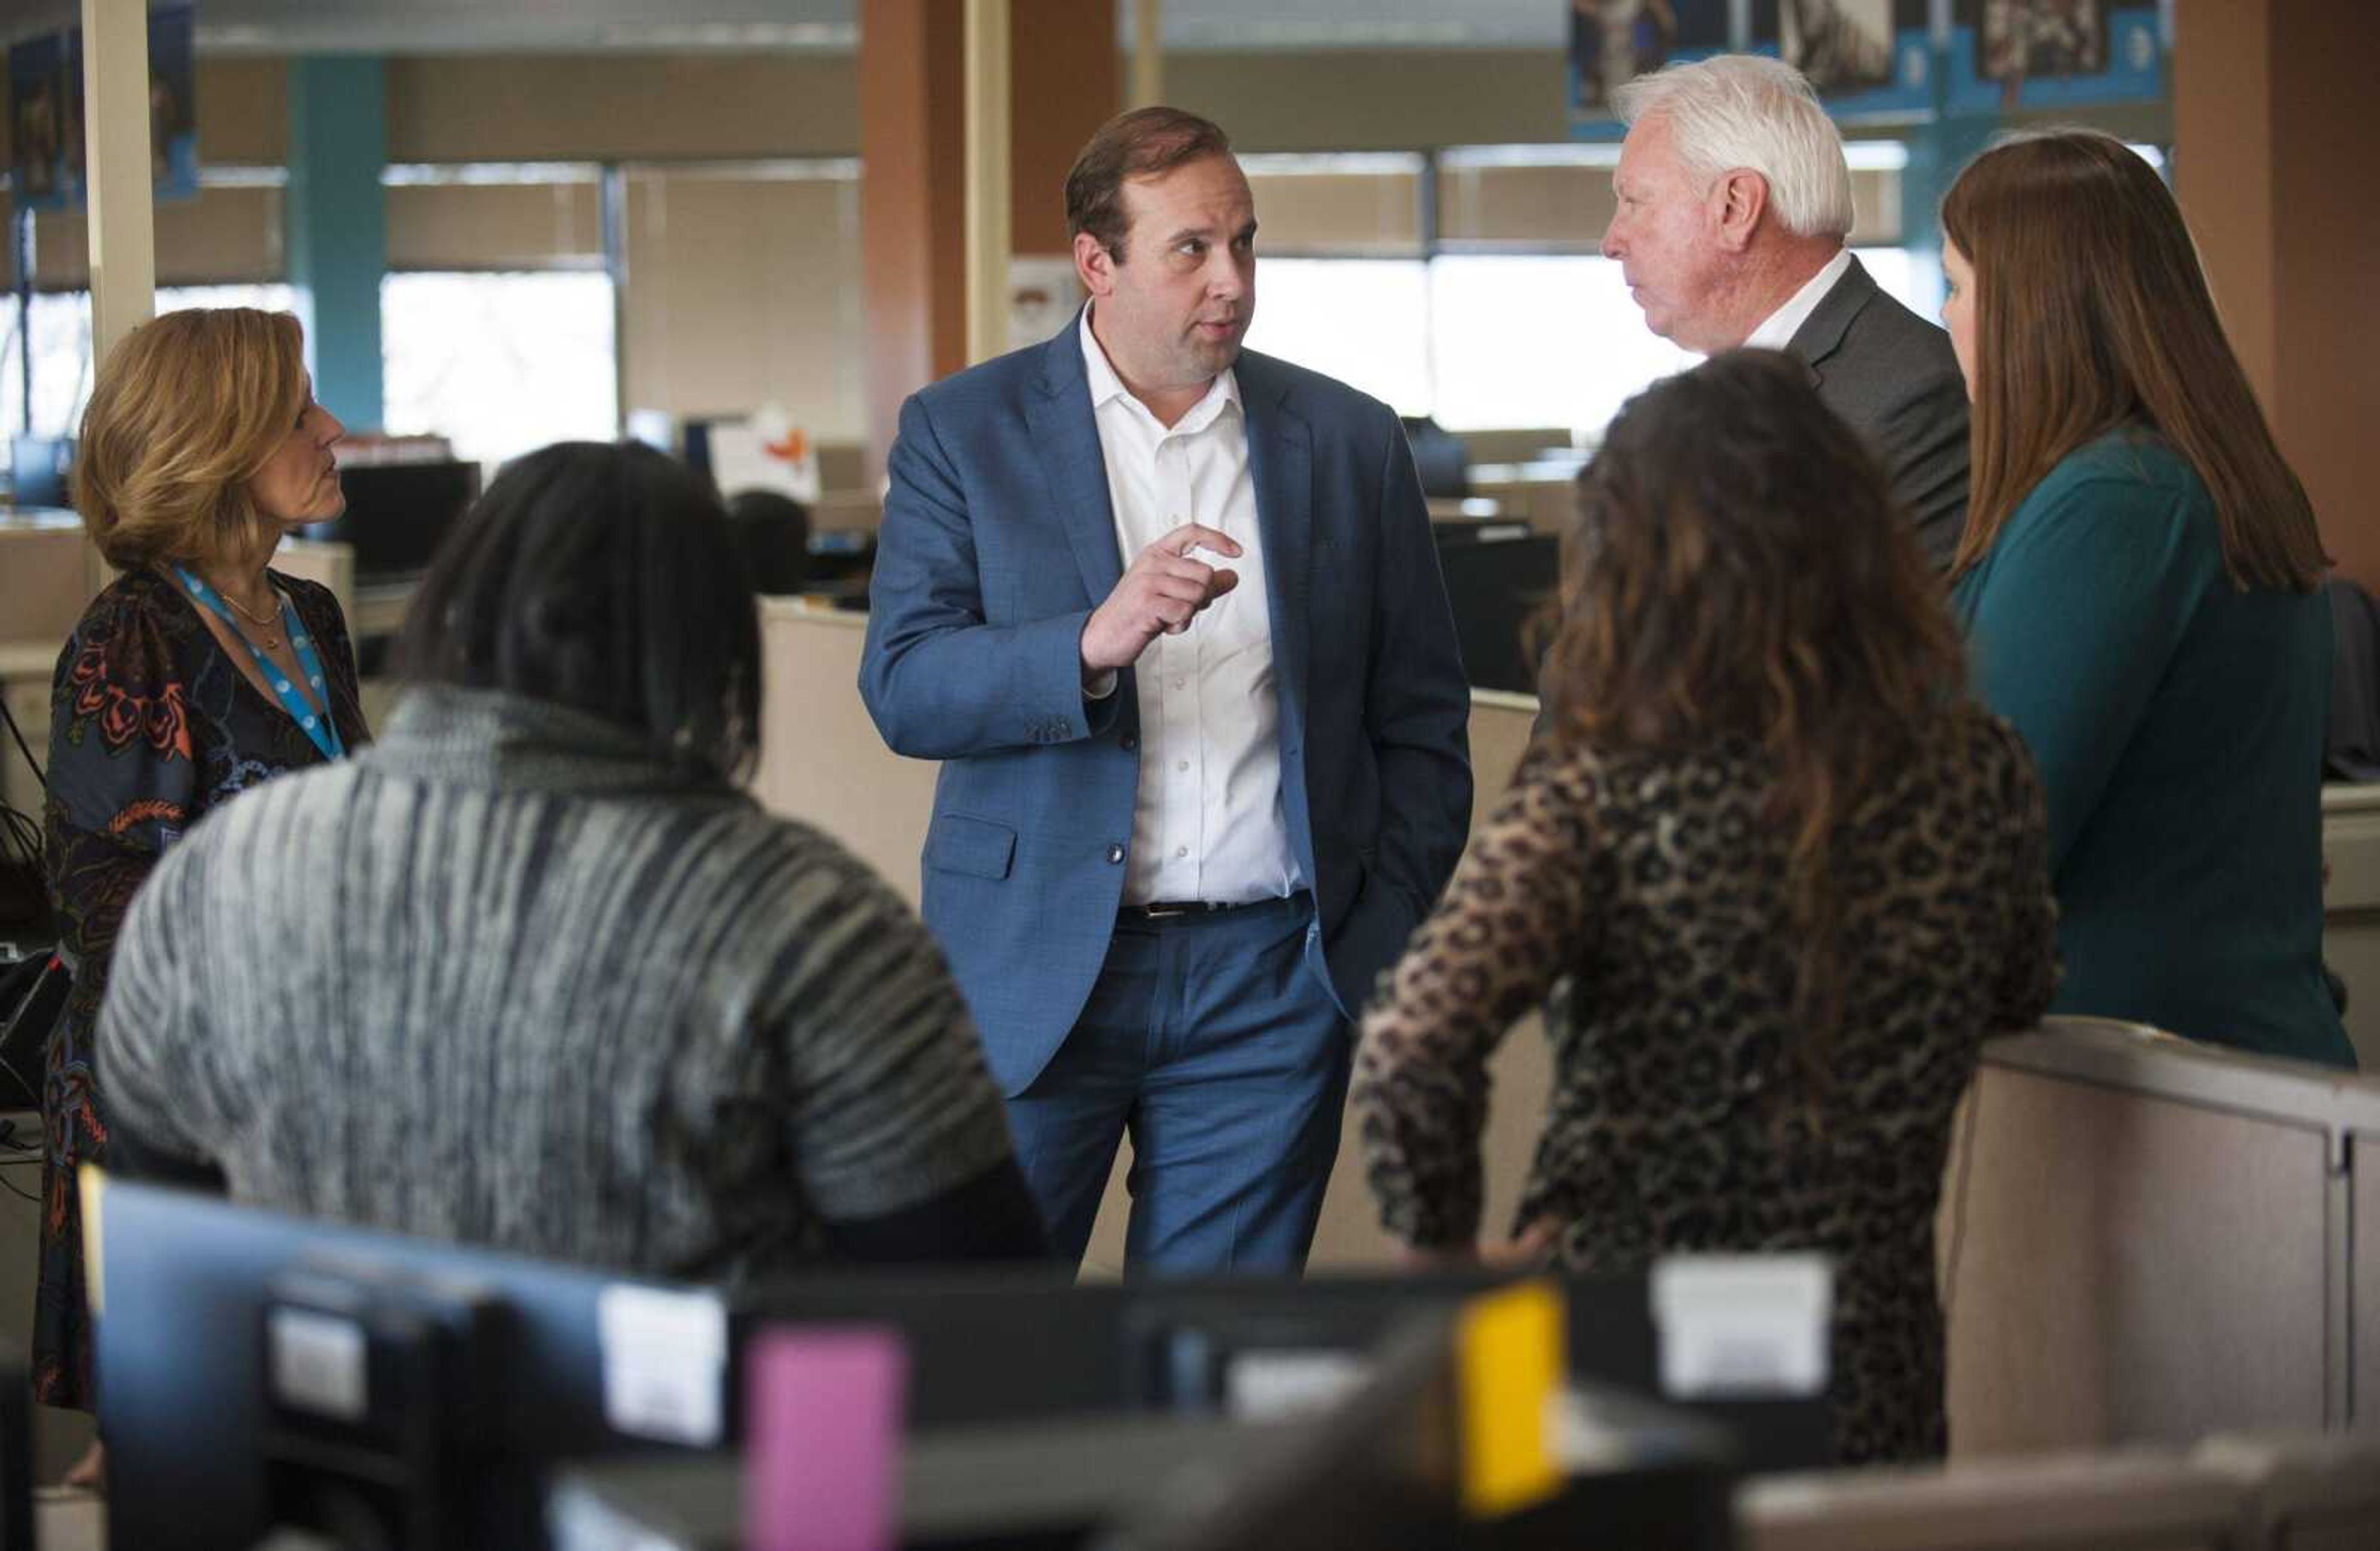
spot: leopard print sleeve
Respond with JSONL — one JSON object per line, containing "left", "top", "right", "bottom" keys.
{"left": 1983, "top": 714, "right": 2061, "bottom": 1030}
{"left": 1351, "top": 749, "right": 1604, "bottom": 1249}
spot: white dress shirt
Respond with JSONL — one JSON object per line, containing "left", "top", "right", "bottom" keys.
{"left": 1080, "top": 305, "right": 1302, "bottom": 907}
{"left": 1743, "top": 247, "right": 1853, "bottom": 351}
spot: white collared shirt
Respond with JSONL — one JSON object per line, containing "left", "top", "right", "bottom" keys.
{"left": 1080, "top": 306, "right": 1302, "bottom": 907}
{"left": 1743, "top": 248, "right": 1853, "bottom": 352}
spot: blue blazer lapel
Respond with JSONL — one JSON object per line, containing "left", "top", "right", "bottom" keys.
{"left": 1026, "top": 315, "right": 1124, "bottom": 605}
{"left": 1238, "top": 351, "right": 1313, "bottom": 740}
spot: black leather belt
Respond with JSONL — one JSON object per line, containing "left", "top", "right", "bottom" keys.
{"left": 1119, "top": 900, "right": 1239, "bottom": 922}
{"left": 1117, "top": 894, "right": 1304, "bottom": 925}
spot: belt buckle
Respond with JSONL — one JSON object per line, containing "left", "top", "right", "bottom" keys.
{"left": 1139, "top": 901, "right": 1198, "bottom": 920}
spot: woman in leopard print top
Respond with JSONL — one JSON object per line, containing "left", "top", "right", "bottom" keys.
{"left": 1353, "top": 351, "right": 2058, "bottom": 1464}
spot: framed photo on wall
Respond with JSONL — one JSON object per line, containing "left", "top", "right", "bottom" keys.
{"left": 1748, "top": 0, "right": 1939, "bottom": 122}
{"left": 1944, "top": 0, "right": 2166, "bottom": 113}
{"left": 1568, "top": 0, "right": 1734, "bottom": 138}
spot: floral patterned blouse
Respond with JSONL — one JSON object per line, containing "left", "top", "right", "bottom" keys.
{"left": 35, "top": 564, "right": 366, "bottom": 1407}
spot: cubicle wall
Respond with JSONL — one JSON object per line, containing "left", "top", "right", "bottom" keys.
{"left": 0, "top": 520, "right": 88, "bottom": 822}
{"left": 0, "top": 521, "right": 87, "bottom": 649}
{"left": 754, "top": 601, "right": 938, "bottom": 904}
{"left": 1941, "top": 1024, "right": 2379, "bottom": 1455}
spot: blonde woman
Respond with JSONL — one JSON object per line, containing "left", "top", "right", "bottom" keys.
{"left": 38, "top": 309, "right": 366, "bottom": 1415}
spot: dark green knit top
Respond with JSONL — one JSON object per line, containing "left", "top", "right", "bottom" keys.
{"left": 1955, "top": 429, "right": 2353, "bottom": 1069}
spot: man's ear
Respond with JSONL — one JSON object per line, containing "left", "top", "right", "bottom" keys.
{"left": 1712, "top": 169, "right": 1770, "bottom": 255}
{"left": 1073, "top": 229, "right": 1117, "bottom": 298}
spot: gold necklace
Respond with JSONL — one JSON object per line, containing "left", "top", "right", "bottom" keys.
{"left": 237, "top": 618, "right": 284, "bottom": 652}
{"left": 218, "top": 582, "right": 280, "bottom": 627}
{"left": 219, "top": 581, "right": 285, "bottom": 650}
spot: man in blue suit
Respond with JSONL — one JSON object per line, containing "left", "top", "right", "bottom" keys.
{"left": 860, "top": 107, "right": 1472, "bottom": 1273}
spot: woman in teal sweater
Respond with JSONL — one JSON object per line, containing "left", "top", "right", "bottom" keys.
{"left": 1939, "top": 130, "right": 2354, "bottom": 1069}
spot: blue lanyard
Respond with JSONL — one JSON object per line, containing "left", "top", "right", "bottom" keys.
{"left": 172, "top": 566, "right": 346, "bottom": 762}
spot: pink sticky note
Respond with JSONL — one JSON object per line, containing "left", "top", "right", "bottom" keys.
{"left": 744, "top": 1325, "right": 909, "bottom": 1551}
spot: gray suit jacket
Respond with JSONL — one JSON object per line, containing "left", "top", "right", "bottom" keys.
{"left": 1785, "top": 255, "right": 1971, "bottom": 570}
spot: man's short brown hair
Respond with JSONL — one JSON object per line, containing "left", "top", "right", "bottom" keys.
{"left": 1064, "top": 106, "right": 1233, "bottom": 260}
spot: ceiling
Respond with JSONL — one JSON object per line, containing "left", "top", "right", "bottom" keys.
{"left": 1, "top": 1, "right": 1569, "bottom": 56}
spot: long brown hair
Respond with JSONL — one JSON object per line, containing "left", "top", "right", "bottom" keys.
{"left": 1941, "top": 130, "right": 2326, "bottom": 589}
{"left": 1538, "top": 349, "right": 1968, "bottom": 1083}
{"left": 74, "top": 307, "right": 311, "bottom": 570}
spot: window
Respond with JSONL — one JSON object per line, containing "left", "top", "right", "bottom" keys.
{"left": 1427, "top": 255, "right": 1695, "bottom": 439}
{"left": 1243, "top": 259, "right": 1433, "bottom": 416}
{"left": 381, "top": 271, "right": 617, "bottom": 472}
{"left": 1, "top": 290, "right": 92, "bottom": 441}
{"left": 1, "top": 283, "right": 297, "bottom": 442}
{"left": 1856, "top": 247, "right": 1933, "bottom": 320}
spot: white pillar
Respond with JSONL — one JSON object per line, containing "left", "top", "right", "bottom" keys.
{"left": 963, "top": 0, "right": 1011, "bottom": 367}
{"left": 80, "top": 0, "right": 156, "bottom": 373}
{"left": 1132, "top": 0, "right": 1165, "bottom": 108}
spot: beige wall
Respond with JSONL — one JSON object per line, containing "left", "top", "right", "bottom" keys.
{"left": 386, "top": 180, "right": 604, "bottom": 271}
{"left": 1171, "top": 50, "right": 1572, "bottom": 151}
{"left": 384, "top": 54, "right": 862, "bottom": 162}
{"left": 31, "top": 184, "right": 285, "bottom": 288}
{"left": 621, "top": 169, "right": 869, "bottom": 439}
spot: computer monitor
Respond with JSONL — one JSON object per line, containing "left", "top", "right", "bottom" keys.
{"left": 301, "top": 460, "right": 481, "bottom": 584}
{"left": 7, "top": 436, "right": 73, "bottom": 509}
{"left": 1433, "top": 529, "right": 1560, "bottom": 696}
{"left": 97, "top": 1178, "right": 706, "bottom": 1550}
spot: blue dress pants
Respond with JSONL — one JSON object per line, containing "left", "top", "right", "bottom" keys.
{"left": 1003, "top": 894, "right": 1349, "bottom": 1273}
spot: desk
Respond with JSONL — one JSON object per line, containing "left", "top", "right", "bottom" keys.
{"left": 1466, "top": 458, "right": 1585, "bottom": 534}
{"left": 34, "top": 1491, "right": 101, "bottom": 1551}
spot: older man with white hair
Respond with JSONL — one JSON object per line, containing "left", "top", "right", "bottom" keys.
{"left": 1602, "top": 54, "right": 1967, "bottom": 566}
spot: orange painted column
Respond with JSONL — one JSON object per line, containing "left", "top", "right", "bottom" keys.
{"left": 858, "top": 0, "right": 1119, "bottom": 482}
{"left": 2174, "top": 0, "right": 2380, "bottom": 586}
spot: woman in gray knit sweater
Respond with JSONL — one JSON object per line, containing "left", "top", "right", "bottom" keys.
{"left": 98, "top": 442, "right": 1044, "bottom": 1276}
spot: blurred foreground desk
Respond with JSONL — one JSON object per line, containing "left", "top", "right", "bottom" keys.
{"left": 33, "top": 1492, "right": 99, "bottom": 1551}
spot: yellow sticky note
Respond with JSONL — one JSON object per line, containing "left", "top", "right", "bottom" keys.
{"left": 1457, "top": 1278, "right": 1565, "bottom": 1518}
{"left": 79, "top": 1164, "right": 108, "bottom": 1320}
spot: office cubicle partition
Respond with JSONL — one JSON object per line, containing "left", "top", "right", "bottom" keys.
{"left": 1942, "top": 1021, "right": 2380, "bottom": 1456}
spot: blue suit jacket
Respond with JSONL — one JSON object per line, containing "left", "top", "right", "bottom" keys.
{"left": 860, "top": 320, "right": 1473, "bottom": 1095}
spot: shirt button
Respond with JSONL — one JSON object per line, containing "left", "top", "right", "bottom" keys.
{"left": 1106, "top": 843, "right": 1126, "bottom": 865}
{"left": 1172, "top": 676, "right": 1186, "bottom": 690}
{"left": 1176, "top": 760, "right": 1189, "bottom": 773}
{"left": 1174, "top": 846, "right": 1188, "bottom": 859}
